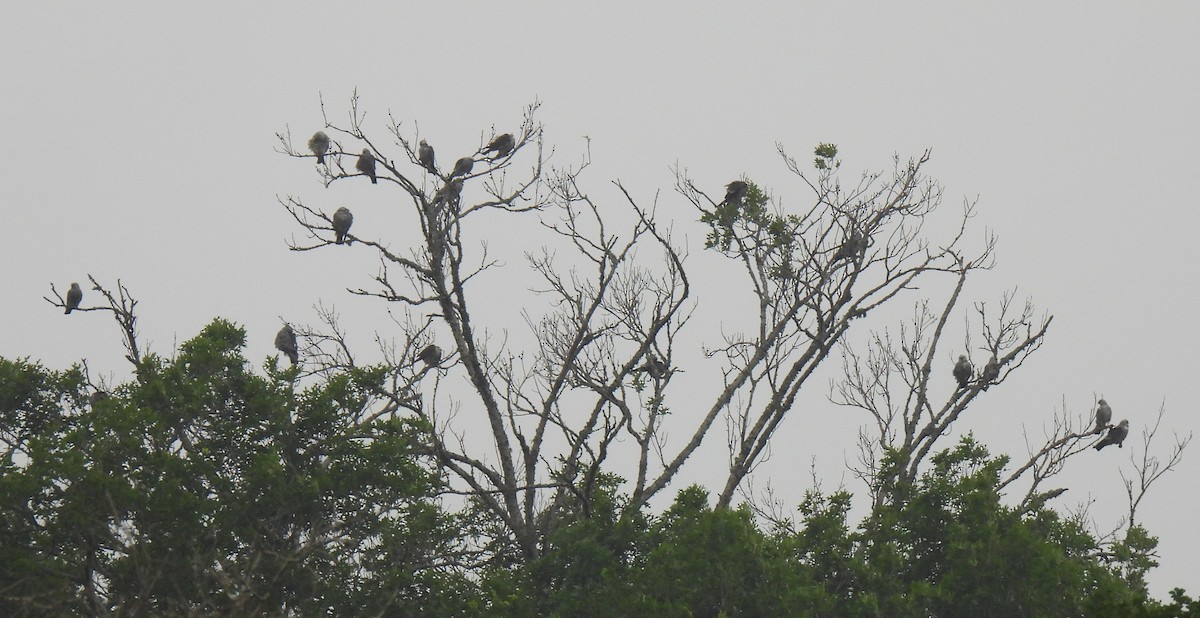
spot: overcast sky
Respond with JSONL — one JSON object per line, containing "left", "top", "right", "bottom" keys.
{"left": 2, "top": 3, "right": 1197, "bottom": 596}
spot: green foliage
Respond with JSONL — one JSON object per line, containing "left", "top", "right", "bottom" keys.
{"left": 0, "top": 319, "right": 470, "bottom": 615}
{"left": 814, "top": 142, "right": 839, "bottom": 169}
{"left": 698, "top": 180, "right": 802, "bottom": 280}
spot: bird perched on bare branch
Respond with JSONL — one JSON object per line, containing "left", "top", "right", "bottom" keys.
{"left": 433, "top": 179, "right": 463, "bottom": 207}
{"left": 953, "top": 355, "right": 972, "bottom": 389}
{"left": 723, "top": 180, "right": 748, "bottom": 206}
{"left": 308, "top": 131, "right": 330, "bottom": 164}
{"left": 275, "top": 324, "right": 299, "bottom": 365}
{"left": 451, "top": 157, "right": 474, "bottom": 178}
{"left": 482, "top": 133, "right": 515, "bottom": 159}
{"left": 356, "top": 148, "right": 377, "bottom": 184}
{"left": 979, "top": 356, "right": 1000, "bottom": 390}
{"left": 64, "top": 282, "right": 83, "bottom": 315}
{"left": 1092, "top": 399, "right": 1113, "bottom": 435}
{"left": 832, "top": 229, "right": 866, "bottom": 262}
{"left": 332, "top": 207, "right": 353, "bottom": 245}
{"left": 636, "top": 355, "right": 668, "bottom": 380}
{"left": 417, "top": 344, "right": 442, "bottom": 367}
{"left": 419, "top": 140, "right": 437, "bottom": 174}
{"left": 1094, "top": 419, "right": 1129, "bottom": 450}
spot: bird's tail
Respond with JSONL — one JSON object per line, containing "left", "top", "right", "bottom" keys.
{"left": 317, "top": 155, "right": 325, "bottom": 165}
{"left": 64, "top": 307, "right": 71, "bottom": 315}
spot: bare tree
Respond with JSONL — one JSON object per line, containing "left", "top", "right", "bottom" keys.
{"left": 277, "top": 97, "right": 1020, "bottom": 562}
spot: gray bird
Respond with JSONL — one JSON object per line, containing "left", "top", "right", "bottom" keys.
{"left": 724, "top": 180, "right": 749, "bottom": 206}
{"left": 1094, "top": 419, "right": 1129, "bottom": 450}
{"left": 832, "top": 229, "right": 866, "bottom": 262}
{"left": 417, "top": 344, "right": 442, "bottom": 366}
{"left": 433, "top": 179, "right": 463, "bottom": 206}
{"left": 308, "top": 131, "right": 330, "bottom": 165}
{"left": 1092, "top": 399, "right": 1113, "bottom": 435}
{"left": 65, "top": 282, "right": 83, "bottom": 314}
{"left": 482, "top": 133, "right": 515, "bottom": 159}
{"left": 275, "top": 324, "right": 299, "bottom": 365}
{"left": 637, "top": 355, "right": 668, "bottom": 380}
{"left": 979, "top": 356, "right": 1000, "bottom": 388}
{"left": 419, "top": 139, "right": 437, "bottom": 174}
{"left": 952, "top": 355, "right": 972, "bottom": 389}
{"left": 356, "top": 148, "right": 377, "bottom": 184}
{"left": 332, "top": 207, "right": 353, "bottom": 245}
{"left": 451, "top": 157, "right": 474, "bottom": 178}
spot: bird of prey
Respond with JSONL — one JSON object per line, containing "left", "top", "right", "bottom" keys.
{"left": 832, "top": 229, "right": 866, "bottom": 262}
{"left": 332, "top": 207, "right": 353, "bottom": 245}
{"left": 1094, "top": 419, "right": 1129, "bottom": 450}
{"left": 952, "top": 355, "right": 972, "bottom": 389}
{"left": 417, "top": 344, "right": 442, "bottom": 366}
{"left": 275, "top": 324, "right": 299, "bottom": 365}
{"left": 433, "top": 179, "right": 463, "bottom": 206}
{"left": 451, "top": 157, "right": 474, "bottom": 178}
{"left": 1092, "top": 399, "right": 1113, "bottom": 435}
{"left": 65, "top": 282, "right": 83, "bottom": 314}
{"left": 482, "top": 133, "right": 515, "bottom": 159}
{"left": 356, "top": 148, "right": 377, "bottom": 184}
{"left": 637, "top": 355, "right": 668, "bottom": 380}
{"left": 979, "top": 356, "right": 1000, "bottom": 389}
{"left": 723, "top": 180, "right": 749, "bottom": 206}
{"left": 419, "top": 139, "right": 437, "bottom": 174}
{"left": 308, "top": 131, "right": 330, "bottom": 164}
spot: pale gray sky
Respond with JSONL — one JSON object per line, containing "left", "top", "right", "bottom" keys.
{"left": 2, "top": 3, "right": 1197, "bottom": 596}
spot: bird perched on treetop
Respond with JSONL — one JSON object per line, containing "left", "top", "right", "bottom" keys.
{"left": 723, "top": 180, "right": 749, "bottom": 206}
{"left": 64, "top": 282, "right": 83, "bottom": 315}
{"left": 483, "top": 133, "right": 515, "bottom": 159}
{"left": 417, "top": 344, "right": 442, "bottom": 367}
{"left": 275, "top": 324, "right": 299, "bottom": 365}
{"left": 1092, "top": 399, "right": 1113, "bottom": 435}
{"left": 433, "top": 179, "right": 463, "bottom": 207}
{"left": 636, "top": 355, "right": 668, "bottom": 380}
{"left": 308, "top": 131, "right": 330, "bottom": 164}
{"left": 419, "top": 140, "right": 437, "bottom": 174}
{"left": 356, "top": 148, "right": 377, "bottom": 184}
{"left": 451, "top": 157, "right": 474, "bottom": 178}
{"left": 1094, "top": 419, "right": 1129, "bottom": 450}
{"left": 953, "top": 355, "right": 972, "bottom": 389}
{"left": 332, "top": 207, "right": 353, "bottom": 245}
{"left": 832, "top": 229, "right": 866, "bottom": 262}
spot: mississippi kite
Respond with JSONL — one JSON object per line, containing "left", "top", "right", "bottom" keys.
{"left": 418, "top": 344, "right": 442, "bottom": 366}
{"left": 1092, "top": 399, "right": 1113, "bottom": 435}
{"left": 419, "top": 139, "right": 437, "bottom": 174}
{"left": 451, "top": 157, "right": 474, "bottom": 178}
{"left": 953, "top": 355, "right": 972, "bottom": 389}
{"left": 724, "top": 180, "right": 748, "bottom": 206}
{"left": 356, "top": 148, "right": 377, "bottom": 184}
{"left": 332, "top": 207, "right": 353, "bottom": 245}
{"left": 308, "top": 131, "right": 330, "bottom": 164}
{"left": 1094, "top": 419, "right": 1129, "bottom": 450}
{"left": 64, "top": 282, "right": 83, "bottom": 314}
{"left": 483, "top": 133, "right": 515, "bottom": 159}
{"left": 275, "top": 324, "right": 299, "bottom": 365}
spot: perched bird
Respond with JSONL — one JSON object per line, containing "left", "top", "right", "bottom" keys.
{"left": 451, "top": 157, "right": 474, "bottom": 178}
{"left": 89, "top": 390, "right": 109, "bottom": 405}
{"left": 1094, "top": 419, "right": 1129, "bottom": 450}
{"left": 419, "top": 140, "right": 437, "bottom": 174}
{"left": 65, "top": 282, "right": 83, "bottom": 314}
{"left": 332, "top": 207, "right": 353, "bottom": 245}
{"left": 482, "top": 133, "right": 515, "bottom": 159}
{"left": 979, "top": 356, "right": 1000, "bottom": 389}
{"left": 1092, "top": 399, "right": 1113, "bottom": 435}
{"left": 308, "top": 131, "right": 330, "bottom": 164}
{"left": 275, "top": 324, "right": 299, "bottom": 365}
{"left": 417, "top": 344, "right": 442, "bottom": 366}
{"left": 952, "top": 355, "right": 972, "bottom": 389}
{"left": 832, "top": 229, "right": 866, "bottom": 262}
{"left": 723, "top": 180, "right": 749, "bottom": 206}
{"left": 637, "top": 355, "right": 668, "bottom": 380}
{"left": 433, "top": 179, "right": 463, "bottom": 206}
{"left": 356, "top": 148, "right": 377, "bottom": 184}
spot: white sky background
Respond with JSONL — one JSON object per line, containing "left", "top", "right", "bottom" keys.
{"left": 2, "top": 2, "right": 1198, "bottom": 596}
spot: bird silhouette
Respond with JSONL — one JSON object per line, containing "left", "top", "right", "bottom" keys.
{"left": 723, "top": 180, "right": 748, "bottom": 206}
{"left": 952, "top": 355, "right": 972, "bottom": 389}
{"left": 332, "top": 207, "right": 353, "bottom": 245}
{"left": 451, "top": 157, "right": 474, "bottom": 178}
{"left": 64, "top": 282, "right": 83, "bottom": 315}
{"left": 308, "top": 131, "right": 330, "bottom": 165}
{"left": 356, "top": 148, "right": 377, "bottom": 184}
{"left": 1092, "top": 399, "right": 1113, "bottom": 435}
{"left": 275, "top": 324, "right": 299, "bottom": 365}
{"left": 419, "top": 140, "right": 437, "bottom": 174}
{"left": 1094, "top": 419, "right": 1129, "bottom": 450}
{"left": 483, "top": 133, "right": 515, "bottom": 159}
